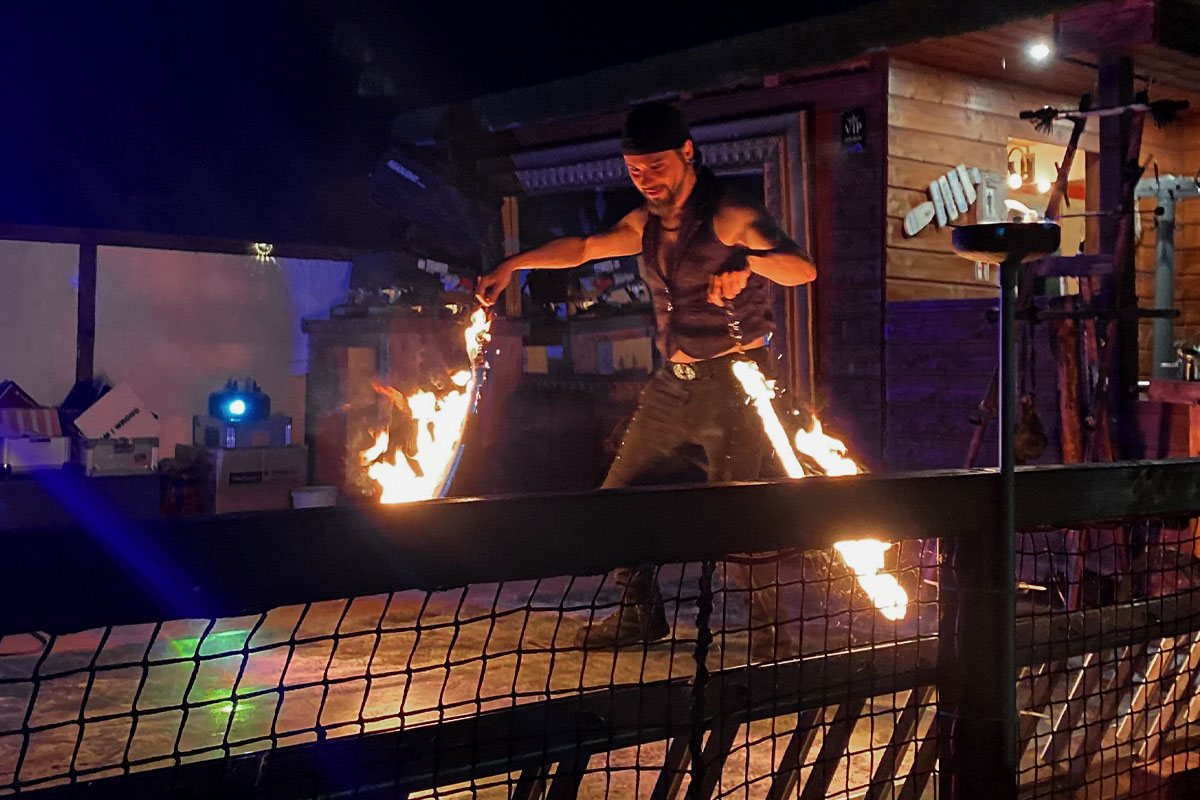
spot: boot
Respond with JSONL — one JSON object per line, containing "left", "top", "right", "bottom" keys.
{"left": 746, "top": 572, "right": 796, "bottom": 663}
{"left": 749, "top": 623, "right": 796, "bottom": 663}
{"left": 576, "top": 588, "right": 670, "bottom": 649}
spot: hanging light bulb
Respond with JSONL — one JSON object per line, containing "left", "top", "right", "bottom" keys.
{"left": 1027, "top": 42, "right": 1052, "bottom": 62}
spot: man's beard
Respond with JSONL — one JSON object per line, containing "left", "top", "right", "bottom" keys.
{"left": 644, "top": 185, "right": 677, "bottom": 214}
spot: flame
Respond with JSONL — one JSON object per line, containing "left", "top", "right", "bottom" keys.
{"left": 360, "top": 309, "right": 491, "bottom": 504}
{"left": 794, "top": 416, "right": 860, "bottom": 477}
{"left": 731, "top": 359, "right": 909, "bottom": 620}
{"left": 832, "top": 540, "right": 909, "bottom": 621}
{"left": 465, "top": 307, "right": 491, "bottom": 363}
{"left": 732, "top": 361, "right": 804, "bottom": 478}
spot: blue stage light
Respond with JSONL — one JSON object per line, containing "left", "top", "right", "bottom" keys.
{"left": 208, "top": 379, "right": 270, "bottom": 422}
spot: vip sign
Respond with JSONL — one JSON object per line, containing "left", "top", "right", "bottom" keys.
{"left": 841, "top": 109, "right": 866, "bottom": 153}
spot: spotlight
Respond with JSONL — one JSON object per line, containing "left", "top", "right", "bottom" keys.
{"left": 208, "top": 379, "right": 270, "bottom": 422}
{"left": 251, "top": 242, "right": 274, "bottom": 261}
{"left": 1027, "top": 42, "right": 1052, "bottom": 62}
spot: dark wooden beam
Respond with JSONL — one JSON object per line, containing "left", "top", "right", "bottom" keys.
{"left": 7, "top": 461, "right": 1200, "bottom": 635}
{"left": 75, "top": 243, "right": 97, "bottom": 385}
{"left": 1054, "top": 0, "right": 1157, "bottom": 54}
{"left": 0, "top": 222, "right": 357, "bottom": 262}
{"left": 1015, "top": 586, "right": 1200, "bottom": 666}
{"left": 1097, "top": 54, "right": 1141, "bottom": 458}
{"left": 393, "top": 0, "right": 1096, "bottom": 142}
{"left": 1030, "top": 254, "right": 1112, "bottom": 277}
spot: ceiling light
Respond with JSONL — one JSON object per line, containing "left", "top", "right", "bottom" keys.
{"left": 1027, "top": 42, "right": 1052, "bottom": 62}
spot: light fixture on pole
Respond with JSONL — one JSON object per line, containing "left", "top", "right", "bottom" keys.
{"left": 1007, "top": 145, "right": 1034, "bottom": 191}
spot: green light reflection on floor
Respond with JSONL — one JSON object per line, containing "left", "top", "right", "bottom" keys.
{"left": 162, "top": 627, "right": 253, "bottom": 659}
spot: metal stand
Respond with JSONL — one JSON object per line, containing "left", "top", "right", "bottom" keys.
{"left": 1135, "top": 175, "right": 1200, "bottom": 377}
{"left": 945, "top": 222, "right": 1060, "bottom": 799}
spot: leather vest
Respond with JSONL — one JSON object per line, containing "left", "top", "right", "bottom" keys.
{"left": 639, "top": 168, "right": 774, "bottom": 360}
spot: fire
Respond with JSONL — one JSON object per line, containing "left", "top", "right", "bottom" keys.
{"left": 731, "top": 359, "right": 909, "bottom": 620}
{"left": 832, "top": 540, "right": 909, "bottom": 621}
{"left": 360, "top": 309, "right": 491, "bottom": 504}
{"left": 464, "top": 306, "right": 491, "bottom": 363}
{"left": 794, "top": 416, "right": 859, "bottom": 477}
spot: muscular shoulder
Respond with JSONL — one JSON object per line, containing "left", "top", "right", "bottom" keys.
{"left": 621, "top": 206, "right": 650, "bottom": 233}
{"left": 712, "top": 190, "right": 763, "bottom": 246}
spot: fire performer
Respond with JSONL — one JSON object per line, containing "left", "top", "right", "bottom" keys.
{"left": 476, "top": 103, "right": 816, "bottom": 657}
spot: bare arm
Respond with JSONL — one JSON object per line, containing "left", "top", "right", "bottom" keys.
{"left": 713, "top": 201, "right": 817, "bottom": 287}
{"left": 475, "top": 209, "right": 646, "bottom": 306}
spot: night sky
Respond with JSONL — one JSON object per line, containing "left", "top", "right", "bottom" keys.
{"left": 0, "top": 1, "right": 878, "bottom": 241}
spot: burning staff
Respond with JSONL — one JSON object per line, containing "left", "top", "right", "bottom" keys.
{"left": 361, "top": 308, "right": 492, "bottom": 504}
{"left": 476, "top": 103, "right": 816, "bottom": 659}
{"left": 731, "top": 360, "right": 909, "bottom": 621}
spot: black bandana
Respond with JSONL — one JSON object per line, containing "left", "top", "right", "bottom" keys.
{"left": 620, "top": 103, "right": 691, "bottom": 156}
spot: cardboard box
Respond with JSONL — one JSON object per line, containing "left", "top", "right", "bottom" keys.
{"left": 3, "top": 437, "right": 70, "bottom": 474}
{"left": 176, "top": 444, "right": 308, "bottom": 514}
{"left": 74, "top": 383, "right": 159, "bottom": 440}
{"left": 193, "top": 415, "right": 292, "bottom": 449}
{"left": 78, "top": 437, "right": 159, "bottom": 476}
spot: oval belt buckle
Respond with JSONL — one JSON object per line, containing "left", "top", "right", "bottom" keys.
{"left": 671, "top": 363, "right": 697, "bottom": 381}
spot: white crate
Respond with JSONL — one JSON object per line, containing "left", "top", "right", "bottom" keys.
{"left": 2, "top": 437, "right": 70, "bottom": 474}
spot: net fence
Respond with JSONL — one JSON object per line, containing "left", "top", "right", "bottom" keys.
{"left": 1016, "top": 517, "right": 1200, "bottom": 799}
{"left": 1, "top": 541, "right": 938, "bottom": 799}
{"left": 6, "top": 462, "right": 1200, "bottom": 798}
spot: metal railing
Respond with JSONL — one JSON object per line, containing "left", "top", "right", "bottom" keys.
{"left": 3, "top": 461, "right": 1200, "bottom": 798}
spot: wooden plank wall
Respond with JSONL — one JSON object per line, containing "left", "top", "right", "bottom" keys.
{"left": 885, "top": 299, "right": 1060, "bottom": 470}
{"left": 883, "top": 58, "right": 1200, "bottom": 470}
{"left": 1135, "top": 113, "right": 1200, "bottom": 375}
{"left": 888, "top": 58, "right": 1200, "bottom": 376}
{"left": 886, "top": 59, "right": 1102, "bottom": 300}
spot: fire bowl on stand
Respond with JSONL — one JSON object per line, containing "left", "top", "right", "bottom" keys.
{"left": 946, "top": 220, "right": 1061, "bottom": 789}
{"left": 950, "top": 221, "right": 1060, "bottom": 264}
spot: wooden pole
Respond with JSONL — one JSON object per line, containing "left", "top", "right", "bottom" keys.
{"left": 75, "top": 242, "right": 97, "bottom": 385}
{"left": 501, "top": 196, "right": 522, "bottom": 318}
{"left": 1051, "top": 302, "right": 1085, "bottom": 464}
{"left": 1096, "top": 55, "right": 1138, "bottom": 458}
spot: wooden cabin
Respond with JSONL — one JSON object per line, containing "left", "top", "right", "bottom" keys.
{"left": 396, "top": 0, "right": 1200, "bottom": 490}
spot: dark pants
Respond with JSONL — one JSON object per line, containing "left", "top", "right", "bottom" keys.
{"left": 603, "top": 348, "right": 782, "bottom": 626}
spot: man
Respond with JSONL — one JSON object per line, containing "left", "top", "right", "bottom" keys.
{"left": 476, "top": 103, "right": 816, "bottom": 658}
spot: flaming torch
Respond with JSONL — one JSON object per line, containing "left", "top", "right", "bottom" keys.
{"left": 731, "top": 360, "right": 909, "bottom": 620}
{"left": 360, "top": 308, "right": 492, "bottom": 504}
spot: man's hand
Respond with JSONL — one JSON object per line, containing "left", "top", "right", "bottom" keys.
{"left": 475, "top": 262, "right": 515, "bottom": 307}
{"left": 707, "top": 267, "right": 751, "bottom": 306}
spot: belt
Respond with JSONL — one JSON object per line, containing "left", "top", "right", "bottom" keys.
{"left": 666, "top": 348, "right": 768, "bottom": 381}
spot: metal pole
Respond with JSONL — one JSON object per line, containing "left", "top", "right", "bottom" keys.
{"left": 1152, "top": 196, "right": 1176, "bottom": 378}
{"left": 998, "top": 256, "right": 1019, "bottom": 786}
{"left": 950, "top": 256, "right": 1019, "bottom": 799}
